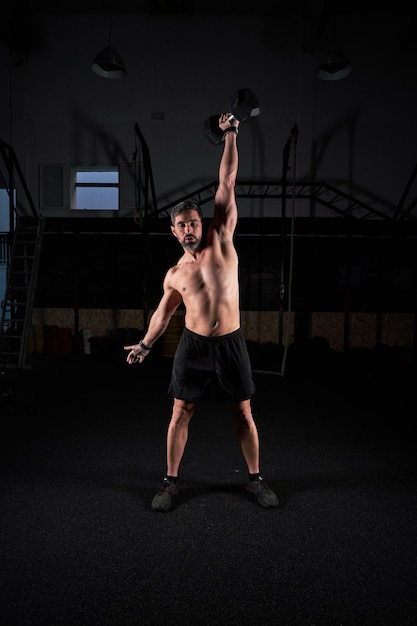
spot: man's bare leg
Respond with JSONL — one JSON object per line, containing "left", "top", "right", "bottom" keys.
{"left": 230, "top": 400, "right": 260, "bottom": 474}
{"left": 166, "top": 399, "right": 196, "bottom": 476}
{"left": 151, "top": 398, "right": 195, "bottom": 511}
{"left": 230, "top": 400, "right": 279, "bottom": 509}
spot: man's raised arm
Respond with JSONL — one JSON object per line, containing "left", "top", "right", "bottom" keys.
{"left": 212, "top": 113, "right": 240, "bottom": 234}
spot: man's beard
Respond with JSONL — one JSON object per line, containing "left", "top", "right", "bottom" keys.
{"left": 182, "top": 236, "right": 201, "bottom": 251}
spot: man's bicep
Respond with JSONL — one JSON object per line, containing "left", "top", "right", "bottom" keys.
{"left": 158, "top": 279, "right": 182, "bottom": 316}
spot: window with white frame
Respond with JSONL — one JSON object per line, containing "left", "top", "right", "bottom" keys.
{"left": 71, "top": 166, "right": 119, "bottom": 211}
{"left": 39, "top": 163, "right": 140, "bottom": 212}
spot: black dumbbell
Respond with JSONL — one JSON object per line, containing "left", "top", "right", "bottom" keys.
{"left": 204, "top": 89, "right": 260, "bottom": 145}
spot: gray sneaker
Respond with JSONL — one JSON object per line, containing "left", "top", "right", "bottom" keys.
{"left": 245, "top": 477, "right": 279, "bottom": 508}
{"left": 151, "top": 479, "right": 179, "bottom": 511}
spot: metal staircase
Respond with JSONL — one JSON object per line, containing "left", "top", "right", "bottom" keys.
{"left": 0, "top": 138, "right": 41, "bottom": 369}
{"left": 0, "top": 216, "right": 44, "bottom": 368}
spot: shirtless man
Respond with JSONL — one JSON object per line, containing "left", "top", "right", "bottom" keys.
{"left": 125, "top": 113, "right": 279, "bottom": 512}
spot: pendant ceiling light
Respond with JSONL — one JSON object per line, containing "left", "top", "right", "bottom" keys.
{"left": 92, "top": 6, "right": 127, "bottom": 79}
{"left": 316, "top": 47, "right": 351, "bottom": 81}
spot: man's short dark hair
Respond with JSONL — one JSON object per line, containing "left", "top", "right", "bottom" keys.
{"left": 170, "top": 200, "right": 202, "bottom": 225}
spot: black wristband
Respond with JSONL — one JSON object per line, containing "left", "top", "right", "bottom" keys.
{"left": 139, "top": 340, "right": 152, "bottom": 351}
{"left": 223, "top": 126, "right": 238, "bottom": 138}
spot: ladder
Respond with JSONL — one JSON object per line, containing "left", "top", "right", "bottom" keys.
{"left": 0, "top": 216, "right": 44, "bottom": 369}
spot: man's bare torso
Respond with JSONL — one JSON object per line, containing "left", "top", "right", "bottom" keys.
{"left": 167, "top": 238, "right": 240, "bottom": 337}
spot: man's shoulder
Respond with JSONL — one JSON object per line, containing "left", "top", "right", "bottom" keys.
{"left": 166, "top": 258, "right": 184, "bottom": 278}
{"left": 166, "top": 264, "right": 178, "bottom": 278}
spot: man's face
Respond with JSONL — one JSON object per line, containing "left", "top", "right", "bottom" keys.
{"left": 171, "top": 209, "right": 203, "bottom": 251}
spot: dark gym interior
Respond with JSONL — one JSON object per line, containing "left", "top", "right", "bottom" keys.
{"left": 1, "top": 3, "right": 417, "bottom": 625}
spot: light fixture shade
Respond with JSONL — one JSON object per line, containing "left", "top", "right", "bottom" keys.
{"left": 317, "top": 48, "right": 351, "bottom": 81}
{"left": 92, "top": 46, "right": 127, "bottom": 79}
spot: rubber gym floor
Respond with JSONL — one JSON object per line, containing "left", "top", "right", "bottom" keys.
{"left": 1, "top": 344, "right": 416, "bottom": 625}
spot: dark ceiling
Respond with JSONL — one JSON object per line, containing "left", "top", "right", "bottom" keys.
{"left": 28, "top": 0, "right": 411, "bottom": 17}
{"left": 1, "top": 1, "right": 413, "bottom": 64}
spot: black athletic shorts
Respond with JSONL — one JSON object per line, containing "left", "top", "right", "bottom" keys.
{"left": 168, "top": 327, "right": 256, "bottom": 403}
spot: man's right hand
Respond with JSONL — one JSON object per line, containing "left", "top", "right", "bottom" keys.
{"left": 124, "top": 343, "right": 150, "bottom": 364}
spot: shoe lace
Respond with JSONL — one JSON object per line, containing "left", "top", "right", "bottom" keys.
{"left": 160, "top": 480, "right": 175, "bottom": 493}
{"left": 254, "top": 478, "right": 269, "bottom": 493}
